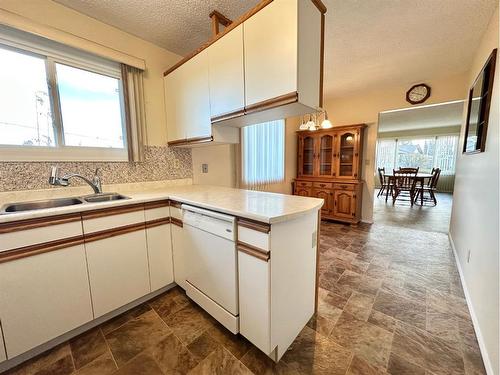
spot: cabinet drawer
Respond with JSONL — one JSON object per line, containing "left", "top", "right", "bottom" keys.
{"left": 313, "top": 182, "right": 333, "bottom": 189}
{"left": 333, "top": 183, "right": 356, "bottom": 191}
{"left": 296, "top": 181, "right": 312, "bottom": 188}
{"left": 144, "top": 205, "right": 170, "bottom": 221}
{"left": 0, "top": 214, "right": 83, "bottom": 253}
{"left": 82, "top": 205, "right": 145, "bottom": 233}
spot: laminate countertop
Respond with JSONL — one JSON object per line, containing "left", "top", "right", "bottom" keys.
{"left": 0, "top": 185, "right": 324, "bottom": 224}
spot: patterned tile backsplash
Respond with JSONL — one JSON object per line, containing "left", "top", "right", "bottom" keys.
{"left": 0, "top": 146, "right": 192, "bottom": 192}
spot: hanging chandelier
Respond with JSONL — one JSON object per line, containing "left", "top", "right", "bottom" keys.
{"left": 299, "top": 108, "right": 332, "bottom": 131}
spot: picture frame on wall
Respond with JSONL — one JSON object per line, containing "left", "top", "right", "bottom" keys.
{"left": 463, "top": 48, "right": 497, "bottom": 154}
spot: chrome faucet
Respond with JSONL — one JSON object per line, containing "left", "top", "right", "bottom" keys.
{"left": 49, "top": 166, "right": 103, "bottom": 194}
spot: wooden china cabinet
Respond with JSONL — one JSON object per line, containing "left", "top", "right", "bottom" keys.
{"left": 293, "top": 124, "right": 366, "bottom": 225}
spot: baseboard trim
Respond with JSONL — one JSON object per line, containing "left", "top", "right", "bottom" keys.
{"left": 448, "top": 233, "right": 495, "bottom": 375}
{"left": 0, "top": 283, "right": 176, "bottom": 373}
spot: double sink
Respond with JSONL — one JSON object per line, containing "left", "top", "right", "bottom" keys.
{"left": 1, "top": 193, "right": 130, "bottom": 214}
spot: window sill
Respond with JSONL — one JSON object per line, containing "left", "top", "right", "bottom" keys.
{"left": 0, "top": 146, "right": 129, "bottom": 162}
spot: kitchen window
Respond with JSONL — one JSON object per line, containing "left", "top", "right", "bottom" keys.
{"left": 375, "top": 135, "right": 459, "bottom": 175}
{"left": 0, "top": 26, "right": 130, "bottom": 161}
{"left": 241, "top": 119, "right": 285, "bottom": 188}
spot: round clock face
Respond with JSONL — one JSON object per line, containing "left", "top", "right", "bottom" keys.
{"left": 406, "top": 84, "right": 430, "bottom": 104}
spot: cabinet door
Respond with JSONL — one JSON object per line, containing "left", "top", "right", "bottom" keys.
{"left": 238, "top": 250, "right": 271, "bottom": 354}
{"left": 295, "top": 187, "right": 311, "bottom": 197}
{"left": 165, "top": 50, "right": 211, "bottom": 142}
{"left": 317, "top": 133, "right": 335, "bottom": 178}
{"left": 208, "top": 24, "right": 245, "bottom": 118}
{"left": 335, "top": 130, "right": 360, "bottom": 179}
{"left": 181, "top": 50, "right": 211, "bottom": 139}
{"left": 244, "top": 0, "right": 297, "bottom": 106}
{"left": 333, "top": 190, "right": 356, "bottom": 219}
{"left": 312, "top": 188, "right": 331, "bottom": 215}
{"left": 164, "top": 68, "right": 185, "bottom": 143}
{"left": 85, "top": 230, "right": 150, "bottom": 318}
{"left": 171, "top": 223, "right": 187, "bottom": 290}
{"left": 298, "top": 135, "right": 316, "bottom": 177}
{"left": 146, "top": 224, "right": 174, "bottom": 291}
{"left": 0, "top": 245, "right": 93, "bottom": 358}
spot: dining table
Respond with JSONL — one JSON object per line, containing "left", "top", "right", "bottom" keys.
{"left": 383, "top": 172, "right": 434, "bottom": 204}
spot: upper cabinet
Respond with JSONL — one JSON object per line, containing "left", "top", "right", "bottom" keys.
{"left": 164, "top": 0, "right": 326, "bottom": 147}
{"left": 209, "top": 24, "right": 245, "bottom": 121}
{"left": 165, "top": 50, "right": 215, "bottom": 145}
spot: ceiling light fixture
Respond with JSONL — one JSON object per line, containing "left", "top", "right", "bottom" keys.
{"left": 298, "top": 108, "right": 333, "bottom": 131}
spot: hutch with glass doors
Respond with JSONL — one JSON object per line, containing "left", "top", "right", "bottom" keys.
{"left": 293, "top": 124, "right": 366, "bottom": 225}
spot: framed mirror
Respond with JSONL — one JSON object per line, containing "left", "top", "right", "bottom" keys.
{"left": 463, "top": 48, "right": 497, "bottom": 154}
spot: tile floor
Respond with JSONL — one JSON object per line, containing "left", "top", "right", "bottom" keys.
{"left": 4, "top": 221, "right": 485, "bottom": 375}
{"left": 373, "top": 191, "right": 453, "bottom": 233}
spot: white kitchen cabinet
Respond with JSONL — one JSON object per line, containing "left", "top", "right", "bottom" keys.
{"left": 171, "top": 222, "right": 187, "bottom": 290}
{"left": 244, "top": 0, "right": 322, "bottom": 110}
{"left": 85, "top": 230, "right": 151, "bottom": 317}
{"left": 0, "top": 245, "right": 93, "bottom": 358}
{"left": 0, "top": 326, "right": 5, "bottom": 362}
{"left": 208, "top": 24, "right": 245, "bottom": 120}
{"left": 165, "top": 50, "right": 211, "bottom": 143}
{"left": 238, "top": 250, "right": 271, "bottom": 354}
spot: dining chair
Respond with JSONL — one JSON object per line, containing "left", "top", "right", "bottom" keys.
{"left": 377, "top": 167, "right": 392, "bottom": 197}
{"left": 397, "top": 167, "right": 419, "bottom": 173}
{"left": 392, "top": 169, "right": 418, "bottom": 205}
{"left": 414, "top": 168, "right": 441, "bottom": 206}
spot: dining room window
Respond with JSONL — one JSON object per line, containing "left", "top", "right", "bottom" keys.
{"left": 241, "top": 119, "right": 285, "bottom": 188}
{"left": 376, "top": 135, "right": 459, "bottom": 174}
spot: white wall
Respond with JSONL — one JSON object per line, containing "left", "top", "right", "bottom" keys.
{"left": 449, "top": 7, "right": 499, "bottom": 375}
{"left": 192, "top": 144, "right": 236, "bottom": 187}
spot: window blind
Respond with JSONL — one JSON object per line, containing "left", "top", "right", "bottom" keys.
{"left": 242, "top": 120, "right": 285, "bottom": 189}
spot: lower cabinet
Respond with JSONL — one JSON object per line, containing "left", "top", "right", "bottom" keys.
{"left": 238, "top": 250, "right": 271, "bottom": 354}
{"left": 85, "top": 230, "right": 151, "bottom": 318}
{"left": 0, "top": 245, "right": 93, "bottom": 358}
{"left": 146, "top": 223, "right": 174, "bottom": 291}
{"left": 171, "top": 223, "right": 187, "bottom": 290}
{"left": 332, "top": 190, "right": 355, "bottom": 219}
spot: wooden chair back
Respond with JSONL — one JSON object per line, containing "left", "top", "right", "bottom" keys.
{"left": 393, "top": 169, "right": 417, "bottom": 190}
{"left": 397, "top": 167, "right": 419, "bottom": 174}
{"left": 378, "top": 167, "right": 385, "bottom": 186}
{"left": 430, "top": 168, "right": 441, "bottom": 189}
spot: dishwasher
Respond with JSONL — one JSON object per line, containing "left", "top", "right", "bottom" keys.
{"left": 182, "top": 204, "right": 239, "bottom": 333}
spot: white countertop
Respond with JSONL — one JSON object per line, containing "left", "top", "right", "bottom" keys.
{"left": 0, "top": 185, "right": 323, "bottom": 224}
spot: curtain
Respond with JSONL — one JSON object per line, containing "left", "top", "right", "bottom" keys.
{"left": 121, "top": 64, "right": 147, "bottom": 162}
{"left": 241, "top": 120, "right": 285, "bottom": 190}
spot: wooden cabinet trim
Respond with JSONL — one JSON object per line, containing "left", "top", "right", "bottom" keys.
{"left": 84, "top": 222, "right": 146, "bottom": 244}
{"left": 168, "top": 136, "right": 214, "bottom": 147}
{"left": 170, "top": 201, "right": 183, "bottom": 209}
{"left": 0, "top": 235, "right": 85, "bottom": 264}
{"left": 82, "top": 203, "right": 145, "bottom": 220}
{"left": 237, "top": 218, "right": 271, "bottom": 233}
{"left": 171, "top": 217, "right": 183, "bottom": 228}
{"left": 237, "top": 241, "right": 270, "bottom": 262}
{"left": 244, "top": 91, "right": 298, "bottom": 115}
{"left": 145, "top": 217, "right": 171, "bottom": 229}
{"left": 144, "top": 200, "right": 170, "bottom": 210}
{"left": 0, "top": 213, "right": 82, "bottom": 234}
{"left": 167, "top": 138, "right": 188, "bottom": 147}
{"left": 211, "top": 108, "right": 245, "bottom": 123}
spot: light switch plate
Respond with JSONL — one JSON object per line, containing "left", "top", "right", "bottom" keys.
{"left": 202, "top": 164, "right": 208, "bottom": 173}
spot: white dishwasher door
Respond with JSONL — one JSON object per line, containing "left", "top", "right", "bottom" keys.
{"left": 183, "top": 205, "right": 238, "bottom": 315}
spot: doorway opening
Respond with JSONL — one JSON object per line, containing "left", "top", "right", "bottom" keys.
{"left": 373, "top": 100, "right": 463, "bottom": 233}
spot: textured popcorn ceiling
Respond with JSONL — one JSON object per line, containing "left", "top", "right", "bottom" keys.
{"left": 53, "top": 0, "right": 498, "bottom": 97}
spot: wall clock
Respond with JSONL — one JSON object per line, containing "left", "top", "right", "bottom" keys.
{"left": 406, "top": 83, "right": 431, "bottom": 105}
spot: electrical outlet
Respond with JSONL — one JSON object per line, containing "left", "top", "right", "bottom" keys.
{"left": 202, "top": 164, "right": 208, "bottom": 173}
{"left": 467, "top": 249, "right": 471, "bottom": 263}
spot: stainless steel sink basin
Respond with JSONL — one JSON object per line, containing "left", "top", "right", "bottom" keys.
{"left": 1, "top": 197, "right": 84, "bottom": 213}
{"left": 83, "top": 193, "right": 130, "bottom": 203}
